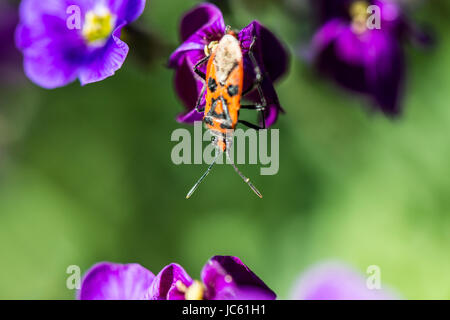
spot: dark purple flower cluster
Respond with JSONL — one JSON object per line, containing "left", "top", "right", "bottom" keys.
{"left": 308, "top": 0, "right": 430, "bottom": 115}
{"left": 79, "top": 256, "right": 276, "bottom": 300}
{"left": 168, "top": 3, "right": 289, "bottom": 127}
{"left": 79, "top": 257, "right": 398, "bottom": 300}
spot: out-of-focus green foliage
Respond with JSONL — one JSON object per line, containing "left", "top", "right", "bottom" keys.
{"left": 0, "top": 0, "right": 449, "bottom": 299}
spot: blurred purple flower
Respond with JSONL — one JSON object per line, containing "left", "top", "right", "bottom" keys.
{"left": 15, "top": 0, "right": 146, "bottom": 89}
{"left": 0, "top": 2, "right": 23, "bottom": 84}
{"left": 308, "top": 0, "right": 428, "bottom": 115}
{"left": 291, "top": 261, "right": 399, "bottom": 300}
{"left": 78, "top": 262, "right": 155, "bottom": 300}
{"left": 79, "top": 256, "right": 276, "bottom": 300}
{"left": 169, "top": 3, "right": 289, "bottom": 127}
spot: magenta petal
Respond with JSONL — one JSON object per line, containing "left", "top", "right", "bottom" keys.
{"left": 177, "top": 108, "right": 204, "bottom": 124}
{"left": 169, "top": 3, "right": 225, "bottom": 68}
{"left": 335, "top": 27, "right": 369, "bottom": 65}
{"left": 264, "top": 104, "right": 280, "bottom": 128}
{"left": 168, "top": 42, "right": 205, "bottom": 69}
{"left": 311, "top": 19, "right": 347, "bottom": 55}
{"left": 174, "top": 57, "right": 206, "bottom": 120}
{"left": 292, "top": 262, "right": 398, "bottom": 300}
{"left": 201, "top": 256, "right": 276, "bottom": 300}
{"left": 239, "top": 21, "right": 289, "bottom": 83}
{"left": 311, "top": 19, "right": 404, "bottom": 115}
{"left": 179, "top": 3, "right": 225, "bottom": 42}
{"left": 78, "top": 262, "right": 155, "bottom": 300}
{"left": 364, "top": 31, "right": 404, "bottom": 115}
{"left": 148, "top": 263, "right": 193, "bottom": 300}
{"left": 238, "top": 22, "right": 287, "bottom": 127}
{"left": 79, "top": 24, "right": 129, "bottom": 86}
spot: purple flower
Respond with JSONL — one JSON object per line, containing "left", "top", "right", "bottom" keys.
{"left": 169, "top": 3, "right": 289, "bottom": 127}
{"left": 15, "top": 0, "right": 146, "bottom": 89}
{"left": 308, "top": 0, "right": 425, "bottom": 115}
{"left": 291, "top": 261, "right": 399, "bottom": 300}
{"left": 79, "top": 256, "right": 276, "bottom": 300}
{"left": 78, "top": 262, "right": 155, "bottom": 300}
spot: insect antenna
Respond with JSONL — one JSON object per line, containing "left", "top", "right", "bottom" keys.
{"left": 226, "top": 150, "right": 263, "bottom": 199}
{"left": 185, "top": 151, "right": 222, "bottom": 199}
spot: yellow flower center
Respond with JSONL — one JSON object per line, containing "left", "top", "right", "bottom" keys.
{"left": 82, "top": 7, "right": 116, "bottom": 45}
{"left": 350, "top": 1, "right": 370, "bottom": 34}
{"left": 176, "top": 280, "right": 205, "bottom": 300}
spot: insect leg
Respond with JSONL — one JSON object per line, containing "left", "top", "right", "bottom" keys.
{"left": 242, "top": 37, "right": 264, "bottom": 96}
{"left": 238, "top": 119, "right": 265, "bottom": 130}
{"left": 240, "top": 103, "right": 266, "bottom": 129}
{"left": 240, "top": 104, "right": 265, "bottom": 111}
{"left": 193, "top": 55, "right": 210, "bottom": 80}
{"left": 242, "top": 36, "right": 267, "bottom": 129}
{"left": 219, "top": 96, "right": 233, "bottom": 129}
{"left": 195, "top": 83, "right": 207, "bottom": 112}
{"left": 239, "top": 105, "right": 266, "bottom": 129}
{"left": 192, "top": 55, "right": 210, "bottom": 112}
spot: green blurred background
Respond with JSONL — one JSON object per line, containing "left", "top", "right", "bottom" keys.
{"left": 0, "top": 0, "right": 449, "bottom": 299}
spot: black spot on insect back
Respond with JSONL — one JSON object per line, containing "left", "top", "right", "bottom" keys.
{"left": 204, "top": 116, "right": 214, "bottom": 126}
{"left": 227, "top": 85, "right": 239, "bottom": 97}
{"left": 208, "top": 77, "right": 218, "bottom": 92}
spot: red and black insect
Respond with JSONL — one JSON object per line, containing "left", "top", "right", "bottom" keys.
{"left": 186, "top": 28, "right": 267, "bottom": 199}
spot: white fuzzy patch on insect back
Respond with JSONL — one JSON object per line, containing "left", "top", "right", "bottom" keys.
{"left": 213, "top": 35, "right": 242, "bottom": 86}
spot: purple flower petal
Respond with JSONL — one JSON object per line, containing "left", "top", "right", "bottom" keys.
{"left": 238, "top": 21, "right": 287, "bottom": 126}
{"left": 311, "top": 19, "right": 404, "bottom": 115}
{"left": 177, "top": 108, "right": 204, "bottom": 124}
{"left": 15, "top": 0, "right": 87, "bottom": 88}
{"left": 310, "top": 19, "right": 347, "bottom": 58}
{"left": 169, "top": 3, "right": 225, "bottom": 68}
{"left": 79, "top": 24, "right": 129, "bottom": 86}
{"left": 15, "top": 26, "right": 84, "bottom": 88}
{"left": 108, "top": 0, "right": 146, "bottom": 24}
{"left": 148, "top": 263, "right": 193, "bottom": 300}
{"left": 201, "top": 256, "right": 276, "bottom": 300}
{"left": 179, "top": 3, "right": 225, "bottom": 43}
{"left": 291, "top": 261, "right": 398, "bottom": 300}
{"left": 312, "top": 21, "right": 369, "bottom": 94}
{"left": 168, "top": 4, "right": 227, "bottom": 120}
{"left": 18, "top": 0, "right": 75, "bottom": 27}
{"left": 169, "top": 41, "right": 205, "bottom": 70}
{"left": 364, "top": 30, "right": 404, "bottom": 114}
{"left": 174, "top": 57, "right": 205, "bottom": 122}
{"left": 264, "top": 104, "right": 281, "bottom": 128}
{"left": 16, "top": 0, "right": 145, "bottom": 88}
{"left": 78, "top": 262, "right": 155, "bottom": 300}
{"left": 239, "top": 21, "right": 289, "bottom": 83}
